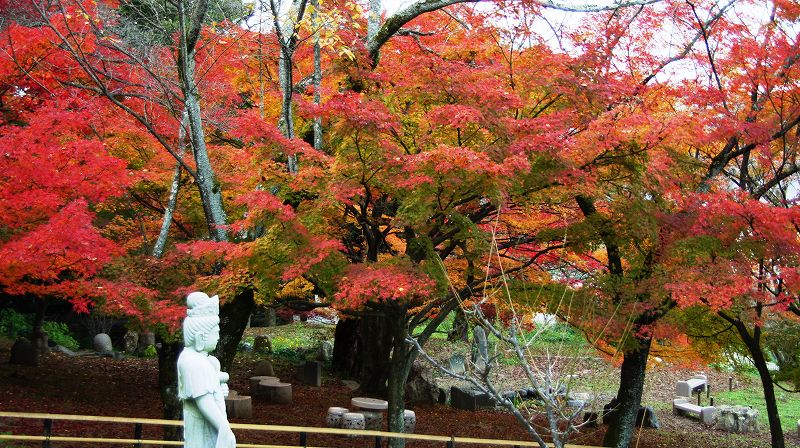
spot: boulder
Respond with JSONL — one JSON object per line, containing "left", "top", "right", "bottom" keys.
{"left": 450, "top": 386, "right": 495, "bottom": 411}
{"left": 9, "top": 338, "right": 37, "bottom": 366}
{"left": 636, "top": 406, "right": 660, "bottom": 429}
{"left": 253, "top": 335, "right": 272, "bottom": 353}
{"left": 254, "top": 360, "right": 275, "bottom": 376}
{"left": 317, "top": 340, "right": 333, "bottom": 362}
{"left": 404, "top": 366, "right": 437, "bottom": 404}
{"left": 123, "top": 330, "right": 138, "bottom": 353}
{"left": 93, "top": 333, "right": 113, "bottom": 353}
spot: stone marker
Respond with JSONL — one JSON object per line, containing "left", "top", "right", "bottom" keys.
{"left": 253, "top": 335, "right": 272, "bottom": 353}
{"left": 471, "top": 326, "right": 488, "bottom": 371}
{"left": 9, "top": 338, "right": 37, "bottom": 366}
{"left": 254, "top": 359, "right": 275, "bottom": 376}
{"left": 123, "top": 330, "right": 138, "bottom": 353}
{"left": 636, "top": 406, "right": 660, "bottom": 429}
{"left": 300, "top": 360, "right": 322, "bottom": 387}
{"left": 317, "top": 340, "right": 333, "bottom": 362}
{"left": 177, "top": 291, "right": 236, "bottom": 448}
{"left": 448, "top": 353, "right": 466, "bottom": 375}
{"left": 93, "top": 333, "right": 113, "bottom": 353}
{"left": 450, "top": 385, "right": 495, "bottom": 411}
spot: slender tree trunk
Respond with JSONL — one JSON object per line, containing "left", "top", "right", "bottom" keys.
{"left": 730, "top": 319, "right": 784, "bottom": 448}
{"left": 603, "top": 337, "right": 651, "bottom": 448}
{"left": 447, "top": 307, "right": 469, "bottom": 342}
{"left": 178, "top": 0, "right": 227, "bottom": 243}
{"left": 152, "top": 110, "right": 188, "bottom": 258}
{"left": 312, "top": 0, "right": 322, "bottom": 151}
{"left": 215, "top": 288, "right": 256, "bottom": 371}
{"left": 31, "top": 298, "right": 48, "bottom": 361}
{"left": 157, "top": 336, "right": 184, "bottom": 440}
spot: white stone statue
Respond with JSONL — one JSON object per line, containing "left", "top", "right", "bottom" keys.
{"left": 177, "top": 292, "right": 236, "bottom": 448}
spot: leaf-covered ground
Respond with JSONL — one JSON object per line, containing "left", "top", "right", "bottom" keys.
{"left": 0, "top": 333, "right": 797, "bottom": 448}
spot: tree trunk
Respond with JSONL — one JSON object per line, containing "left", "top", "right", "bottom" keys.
{"left": 31, "top": 298, "right": 48, "bottom": 360}
{"left": 157, "top": 337, "right": 183, "bottom": 441}
{"left": 332, "top": 314, "right": 393, "bottom": 394}
{"left": 733, "top": 321, "right": 784, "bottom": 448}
{"left": 602, "top": 337, "right": 651, "bottom": 448}
{"left": 215, "top": 288, "right": 256, "bottom": 372}
{"left": 447, "top": 307, "right": 468, "bottom": 342}
{"left": 152, "top": 110, "right": 187, "bottom": 258}
{"left": 386, "top": 311, "right": 413, "bottom": 448}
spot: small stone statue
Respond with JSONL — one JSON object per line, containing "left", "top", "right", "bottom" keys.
{"left": 177, "top": 292, "right": 236, "bottom": 448}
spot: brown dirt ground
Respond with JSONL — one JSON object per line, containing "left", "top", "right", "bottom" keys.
{"left": 0, "top": 336, "right": 798, "bottom": 448}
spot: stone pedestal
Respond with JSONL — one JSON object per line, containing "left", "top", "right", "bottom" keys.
{"left": 225, "top": 395, "right": 252, "bottom": 419}
{"left": 264, "top": 382, "right": 292, "bottom": 404}
{"left": 249, "top": 375, "right": 280, "bottom": 398}
{"left": 715, "top": 405, "right": 759, "bottom": 433}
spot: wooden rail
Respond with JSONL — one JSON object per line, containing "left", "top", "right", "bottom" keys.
{"left": 0, "top": 411, "right": 601, "bottom": 448}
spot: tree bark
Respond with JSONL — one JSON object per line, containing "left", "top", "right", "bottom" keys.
{"left": 215, "top": 288, "right": 256, "bottom": 371}
{"left": 157, "top": 337, "right": 183, "bottom": 441}
{"left": 447, "top": 307, "right": 469, "bottom": 342}
{"left": 724, "top": 314, "right": 785, "bottom": 448}
{"left": 332, "top": 313, "right": 393, "bottom": 394}
{"left": 602, "top": 337, "right": 651, "bottom": 448}
{"left": 386, "top": 310, "right": 412, "bottom": 448}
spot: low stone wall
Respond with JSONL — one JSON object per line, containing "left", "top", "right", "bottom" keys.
{"left": 714, "top": 405, "right": 759, "bottom": 433}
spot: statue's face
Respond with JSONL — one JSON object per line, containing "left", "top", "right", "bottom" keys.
{"left": 202, "top": 326, "right": 220, "bottom": 352}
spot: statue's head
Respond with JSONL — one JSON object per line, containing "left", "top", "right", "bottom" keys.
{"left": 183, "top": 291, "right": 220, "bottom": 352}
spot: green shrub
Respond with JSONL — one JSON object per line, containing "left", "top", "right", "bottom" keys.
{"left": 143, "top": 345, "right": 158, "bottom": 358}
{"left": 0, "top": 309, "right": 31, "bottom": 339}
{"left": 42, "top": 321, "right": 80, "bottom": 351}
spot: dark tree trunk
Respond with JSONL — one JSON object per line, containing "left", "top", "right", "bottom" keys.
{"left": 731, "top": 319, "right": 784, "bottom": 448}
{"left": 447, "top": 307, "right": 468, "bottom": 342}
{"left": 157, "top": 337, "right": 183, "bottom": 441}
{"left": 31, "top": 298, "right": 48, "bottom": 359}
{"left": 215, "top": 288, "right": 255, "bottom": 372}
{"left": 386, "top": 311, "right": 413, "bottom": 448}
{"left": 603, "top": 337, "right": 651, "bottom": 448}
{"left": 332, "top": 314, "right": 393, "bottom": 394}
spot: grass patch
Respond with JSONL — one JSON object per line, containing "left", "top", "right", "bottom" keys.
{"left": 714, "top": 383, "right": 800, "bottom": 433}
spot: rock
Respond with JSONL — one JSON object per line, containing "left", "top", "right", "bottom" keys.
{"left": 317, "top": 340, "right": 333, "bottom": 362}
{"left": 471, "top": 326, "right": 488, "bottom": 371}
{"left": 55, "top": 345, "right": 77, "bottom": 357}
{"left": 450, "top": 386, "right": 495, "bottom": 411}
{"left": 715, "top": 405, "right": 759, "bottom": 433}
{"left": 138, "top": 330, "right": 155, "bottom": 349}
{"left": 9, "top": 338, "right": 37, "bottom": 366}
{"left": 342, "top": 380, "right": 360, "bottom": 391}
{"left": 404, "top": 366, "right": 437, "bottom": 404}
{"left": 93, "top": 333, "right": 113, "bottom": 353}
{"left": 254, "top": 360, "right": 275, "bottom": 377}
{"left": 299, "top": 361, "right": 322, "bottom": 387}
{"left": 567, "top": 399, "right": 586, "bottom": 409}
{"left": 123, "top": 330, "right": 138, "bottom": 353}
{"left": 437, "top": 386, "right": 451, "bottom": 405}
{"left": 583, "top": 412, "right": 599, "bottom": 428}
{"left": 448, "top": 353, "right": 466, "bottom": 375}
{"left": 636, "top": 406, "right": 660, "bottom": 429}
{"left": 253, "top": 335, "right": 272, "bottom": 353}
